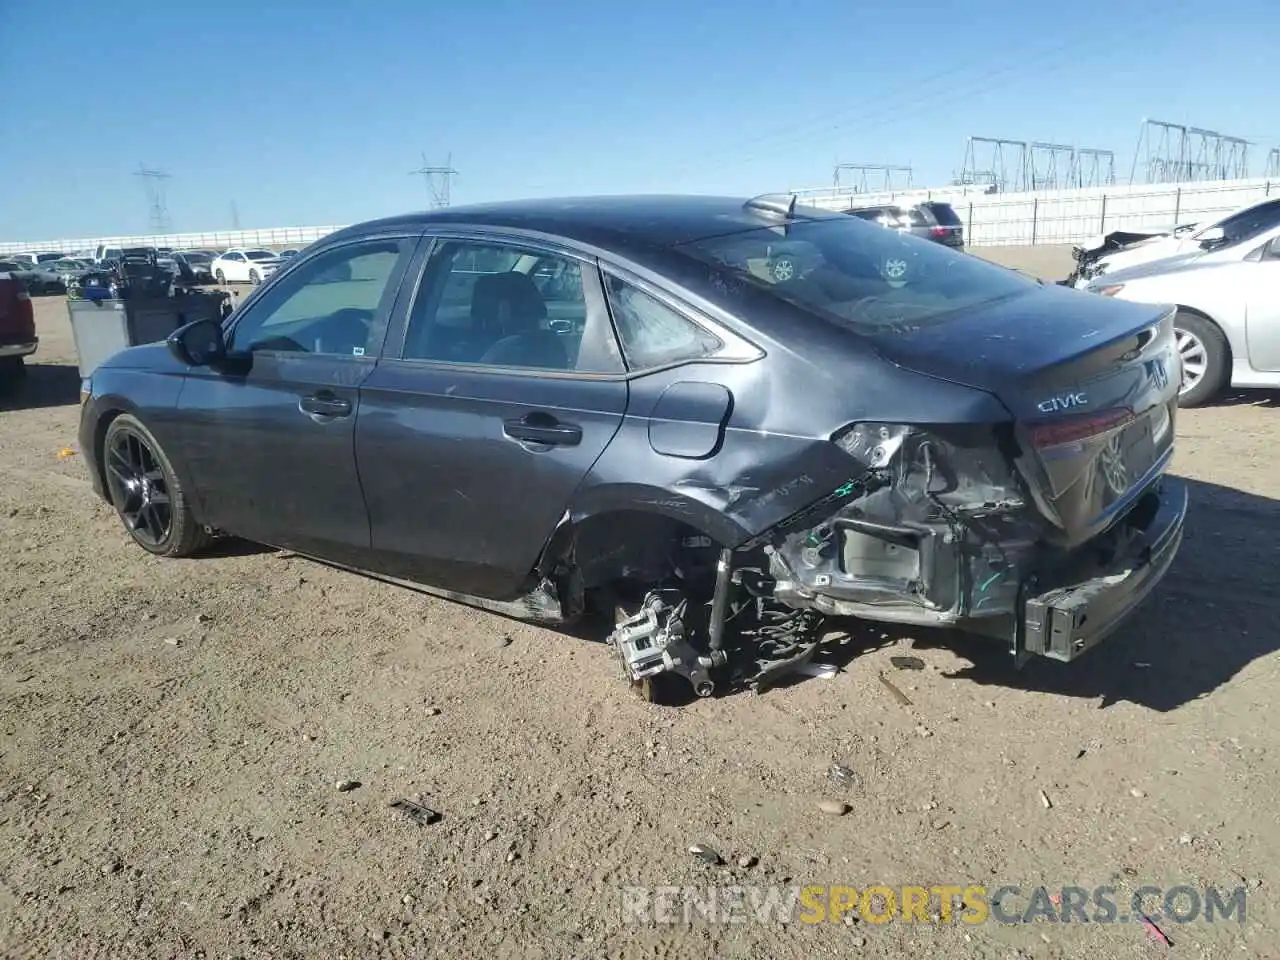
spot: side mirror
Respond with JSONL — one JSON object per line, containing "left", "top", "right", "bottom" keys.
{"left": 167, "top": 318, "right": 227, "bottom": 367}
{"left": 1196, "top": 225, "right": 1226, "bottom": 245}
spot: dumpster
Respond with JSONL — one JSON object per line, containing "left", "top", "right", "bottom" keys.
{"left": 68, "top": 291, "right": 228, "bottom": 378}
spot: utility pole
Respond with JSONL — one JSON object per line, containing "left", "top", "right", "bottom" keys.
{"left": 408, "top": 152, "right": 458, "bottom": 208}
{"left": 230, "top": 200, "right": 241, "bottom": 230}
{"left": 134, "top": 163, "right": 173, "bottom": 234}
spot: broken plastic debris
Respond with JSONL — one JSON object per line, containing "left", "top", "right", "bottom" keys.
{"left": 1139, "top": 913, "right": 1172, "bottom": 946}
{"left": 793, "top": 662, "right": 837, "bottom": 680}
{"left": 889, "top": 655, "right": 925, "bottom": 670}
{"left": 877, "top": 672, "right": 912, "bottom": 706}
{"left": 389, "top": 798, "right": 442, "bottom": 826}
{"left": 688, "top": 843, "right": 723, "bottom": 865}
{"left": 827, "top": 763, "right": 858, "bottom": 788}
{"left": 1039, "top": 790, "right": 1052, "bottom": 809}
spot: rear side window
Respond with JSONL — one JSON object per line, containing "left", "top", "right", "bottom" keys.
{"left": 603, "top": 275, "right": 722, "bottom": 370}
{"left": 924, "top": 202, "right": 963, "bottom": 226}
{"left": 679, "top": 216, "right": 1035, "bottom": 334}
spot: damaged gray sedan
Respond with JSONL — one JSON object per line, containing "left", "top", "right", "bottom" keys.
{"left": 78, "top": 194, "right": 1187, "bottom": 699}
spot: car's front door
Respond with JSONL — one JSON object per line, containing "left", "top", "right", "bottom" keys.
{"left": 355, "top": 235, "right": 628, "bottom": 598}
{"left": 1243, "top": 235, "right": 1280, "bottom": 372}
{"left": 176, "top": 235, "right": 419, "bottom": 563}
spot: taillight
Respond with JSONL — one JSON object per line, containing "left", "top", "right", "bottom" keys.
{"left": 1030, "top": 408, "right": 1134, "bottom": 448}
{"left": 930, "top": 226, "right": 947, "bottom": 237}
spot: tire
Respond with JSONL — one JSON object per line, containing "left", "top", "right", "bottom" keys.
{"left": 0, "top": 356, "right": 25, "bottom": 395}
{"left": 249, "top": 269, "right": 261, "bottom": 285}
{"left": 101, "top": 413, "right": 208, "bottom": 558}
{"left": 1173, "top": 311, "right": 1229, "bottom": 408}
{"left": 215, "top": 269, "right": 225, "bottom": 284}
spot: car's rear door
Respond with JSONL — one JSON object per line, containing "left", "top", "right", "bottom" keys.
{"left": 175, "top": 234, "right": 419, "bottom": 565}
{"left": 355, "top": 233, "right": 628, "bottom": 599}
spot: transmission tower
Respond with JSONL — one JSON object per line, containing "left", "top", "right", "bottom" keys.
{"left": 1130, "top": 119, "right": 1250, "bottom": 184}
{"left": 958, "top": 137, "right": 1029, "bottom": 192}
{"left": 1070, "top": 148, "right": 1117, "bottom": 188}
{"left": 134, "top": 164, "right": 172, "bottom": 233}
{"left": 408, "top": 152, "right": 458, "bottom": 208}
{"left": 1266, "top": 148, "right": 1280, "bottom": 179}
{"left": 832, "top": 163, "right": 913, "bottom": 192}
{"left": 959, "top": 137, "right": 1117, "bottom": 192}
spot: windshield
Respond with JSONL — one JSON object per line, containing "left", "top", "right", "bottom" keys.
{"left": 678, "top": 216, "right": 1035, "bottom": 333}
{"left": 246, "top": 250, "right": 277, "bottom": 261}
{"left": 184, "top": 253, "right": 212, "bottom": 263}
{"left": 1200, "top": 198, "right": 1280, "bottom": 247}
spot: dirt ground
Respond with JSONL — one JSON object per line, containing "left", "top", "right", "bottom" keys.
{"left": 2, "top": 254, "right": 1278, "bottom": 958}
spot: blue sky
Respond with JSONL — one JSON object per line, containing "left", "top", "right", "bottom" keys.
{"left": 2, "top": 0, "right": 1277, "bottom": 241}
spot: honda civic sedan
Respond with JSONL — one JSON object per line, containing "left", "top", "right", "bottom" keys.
{"left": 78, "top": 194, "right": 1187, "bottom": 698}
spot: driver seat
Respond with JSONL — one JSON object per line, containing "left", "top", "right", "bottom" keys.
{"left": 471, "top": 272, "right": 567, "bottom": 369}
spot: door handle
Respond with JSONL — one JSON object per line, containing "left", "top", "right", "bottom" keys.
{"left": 503, "top": 414, "right": 582, "bottom": 446}
{"left": 299, "top": 391, "right": 352, "bottom": 419}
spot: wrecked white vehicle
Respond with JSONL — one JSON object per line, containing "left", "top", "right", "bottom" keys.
{"left": 1066, "top": 197, "right": 1280, "bottom": 288}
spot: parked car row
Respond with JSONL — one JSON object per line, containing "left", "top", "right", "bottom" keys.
{"left": 0, "top": 243, "right": 307, "bottom": 291}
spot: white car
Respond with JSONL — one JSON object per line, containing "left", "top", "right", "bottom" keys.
{"left": 1072, "top": 197, "right": 1280, "bottom": 288}
{"left": 1082, "top": 220, "right": 1280, "bottom": 407}
{"left": 210, "top": 249, "right": 284, "bottom": 285}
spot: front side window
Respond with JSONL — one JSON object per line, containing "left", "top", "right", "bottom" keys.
{"left": 402, "top": 239, "right": 610, "bottom": 372}
{"left": 228, "top": 240, "right": 408, "bottom": 356}
{"left": 678, "top": 215, "right": 1035, "bottom": 334}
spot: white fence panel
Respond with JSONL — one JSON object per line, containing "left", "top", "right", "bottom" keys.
{"left": 792, "top": 177, "right": 1277, "bottom": 246}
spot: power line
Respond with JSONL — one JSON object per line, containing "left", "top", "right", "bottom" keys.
{"left": 409, "top": 152, "right": 458, "bottom": 208}
{"left": 666, "top": 0, "right": 1172, "bottom": 181}
{"left": 134, "top": 164, "right": 172, "bottom": 234}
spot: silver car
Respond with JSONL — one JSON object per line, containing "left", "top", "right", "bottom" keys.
{"left": 1083, "top": 220, "right": 1280, "bottom": 407}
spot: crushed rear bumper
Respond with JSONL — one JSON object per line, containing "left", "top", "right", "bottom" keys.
{"left": 1018, "top": 477, "right": 1187, "bottom": 662}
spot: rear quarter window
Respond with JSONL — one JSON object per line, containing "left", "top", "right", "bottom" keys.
{"left": 678, "top": 216, "right": 1034, "bottom": 334}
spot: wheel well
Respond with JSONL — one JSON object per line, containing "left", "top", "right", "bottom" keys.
{"left": 549, "top": 509, "right": 725, "bottom": 591}
{"left": 92, "top": 409, "right": 124, "bottom": 495}
{"left": 1174, "top": 305, "right": 1233, "bottom": 364}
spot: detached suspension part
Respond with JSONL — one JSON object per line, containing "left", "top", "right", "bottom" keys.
{"left": 609, "top": 549, "right": 735, "bottom": 699}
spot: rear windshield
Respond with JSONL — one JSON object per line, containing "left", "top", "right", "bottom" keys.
{"left": 922, "top": 202, "right": 963, "bottom": 226}
{"left": 677, "top": 216, "right": 1034, "bottom": 333}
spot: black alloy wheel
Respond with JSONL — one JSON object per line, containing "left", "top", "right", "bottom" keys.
{"left": 102, "top": 414, "right": 208, "bottom": 557}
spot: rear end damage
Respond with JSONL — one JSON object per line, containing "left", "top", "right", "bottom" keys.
{"left": 607, "top": 306, "right": 1189, "bottom": 698}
